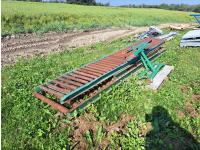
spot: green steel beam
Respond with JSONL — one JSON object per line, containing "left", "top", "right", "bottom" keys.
{"left": 134, "top": 42, "right": 164, "bottom": 79}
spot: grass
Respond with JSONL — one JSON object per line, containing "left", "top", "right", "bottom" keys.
{"left": 2, "top": 30, "right": 200, "bottom": 149}
{"left": 2, "top": 1, "right": 193, "bottom": 36}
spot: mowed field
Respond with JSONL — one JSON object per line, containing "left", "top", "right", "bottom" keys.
{"left": 2, "top": 1, "right": 192, "bottom": 36}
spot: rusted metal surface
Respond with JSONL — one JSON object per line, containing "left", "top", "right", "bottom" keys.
{"left": 33, "top": 92, "right": 69, "bottom": 114}
{"left": 34, "top": 37, "right": 164, "bottom": 114}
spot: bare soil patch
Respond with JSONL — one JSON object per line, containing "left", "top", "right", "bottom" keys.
{"left": 1, "top": 23, "right": 192, "bottom": 67}
{"left": 184, "top": 101, "right": 198, "bottom": 118}
{"left": 180, "top": 85, "right": 189, "bottom": 93}
{"left": 192, "top": 95, "right": 200, "bottom": 101}
{"left": 183, "top": 95, "right": 199, "bottom": 118}
{"left": 70, "top": 113, "right": 134, "bottom": 149}
{"left": 176, "top": 110, "right": 185, "bottom": 119}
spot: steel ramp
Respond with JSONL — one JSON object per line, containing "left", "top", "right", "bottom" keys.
{"left": 33, "top": 38, "right": 164, "bottom": 114}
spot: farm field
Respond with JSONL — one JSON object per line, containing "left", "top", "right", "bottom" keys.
{"left": 2, "top": 1, "right": 193, "bottom": 36}
{"left": 2, "top": 29, "right": 200, "bottom": 149}
{"left": 3, "top": 23, "right": 192, "bottom": 66}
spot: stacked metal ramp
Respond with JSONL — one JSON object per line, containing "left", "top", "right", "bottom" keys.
{"left": 34, "top": 37, "right": 165, "bottom": 115}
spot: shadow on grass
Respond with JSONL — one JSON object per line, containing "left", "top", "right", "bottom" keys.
{"left": 145, "top": 106, "right": 200, "bottom": 150}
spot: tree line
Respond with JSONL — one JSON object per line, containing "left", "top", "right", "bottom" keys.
{"left": 15, "top": 0, "right": 109, "bottom": 6}
{"left": 14, "top": 0, "right": 200, "bottom": 12}
{"left": 120, "top": 4, "right": 200, "bottom": 13}
{"left": 66, "top": 0, "right": 109, "bottom": 6}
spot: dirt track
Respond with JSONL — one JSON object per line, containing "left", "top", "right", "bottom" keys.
{"left": 1, "top": 23, "right": 192, "bottom": 67}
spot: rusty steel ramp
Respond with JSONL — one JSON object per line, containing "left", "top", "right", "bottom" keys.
{"left": 33, "top": 38, "right": 165, "bottom": 115}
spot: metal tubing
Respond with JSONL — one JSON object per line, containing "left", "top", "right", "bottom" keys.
{"left": 78, "top": 68, "right": 102, "bottom": 76}
{"left": 89, "top": 63, "right": 114, "bottom": 69}
{"left": 34, "top": 92, "right": 69, "bottom": 114}
{"left": 40, "top": 86, "right": 63, "bottom": 98}
{"left": 87, "top": 64, "right": 113, "bottom": 71}
{"left": 99, "top": 58, "right": 122, "bottom": 64}
{"left": 47, "top": 83, "right": 69, "bottom": 93}
{"left": 99, "top": 59, "right": 121, "bottom": 65}
{"left": 86, "top": 65, "right": 110, "bottom": 72}
{"left": 59, "top": 77, "right": 83, "bottom": 87}
{"left": 108, "top": 55, "right": 125, "bottom": 60}
{"left": 83, "top": 67, "right": 106, "bottom": 74}
{"left": 95, "top": 61, "right": 118, "bottom": 67}
{"left": 62, "top": 75, "right": 89, "bottom": 84}
{"left": 93, "top": 63, "right": 116, "bottom": 69}
{"left": 69, "top": 73, "right": 93, "bottom": 81}
{"left": 104, "top": 57, "right": 125, "bottom": 63}
{"left": 74, "top": 71, "right": 98, "bottom": 79}
{"left": 52, "top": 80, "right": 76, "bottom": 90}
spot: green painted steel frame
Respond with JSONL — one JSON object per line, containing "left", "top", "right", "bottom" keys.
{"left": 67, "top": 48, "right": 165, "bottom": 118}
{"left": 35, "top": 53, "right": 112, "bottom": 94}
{"left": 60, "top": 60, "right": 132, "bottom": 104}
{"left": 190, "top": 14, "right": 200, "bottom": 26}
{"left": 133, "top": 42, "right": 164, "bottom": 79}
{"left": 60, "top": 40, "right": 163, "bottom": 104}
{"left": 35, "top": 38, "right": 164, "bottom": 107}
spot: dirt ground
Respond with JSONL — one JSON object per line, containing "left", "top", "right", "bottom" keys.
{"left": 1, "top": 23, "right": 192, "bottom": 67}
{"left": 70, "top": 113, "right": 134, "bottom": 149}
